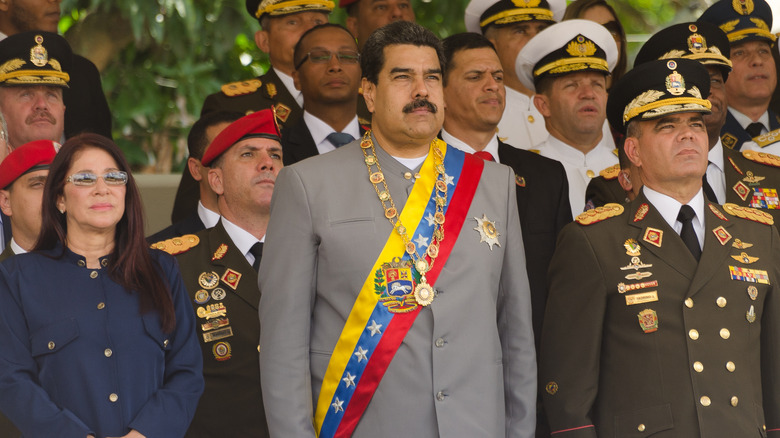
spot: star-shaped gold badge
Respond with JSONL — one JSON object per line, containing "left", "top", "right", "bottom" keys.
{"left": 474, "top": 214, "right": 501, "bottom": 250}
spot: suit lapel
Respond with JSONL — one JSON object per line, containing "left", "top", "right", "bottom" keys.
{"left": 207, "top": 221, "right": 260, "bottom": 310}
{"left": 498, "top": 142, "right": 530, "bottom": 214}
{"left": 687, "top": 203, "right": 734, "bottom": 297}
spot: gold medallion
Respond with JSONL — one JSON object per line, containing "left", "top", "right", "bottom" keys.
{"left": 415, "top": 259, "right": 429, "bottom": 274}
{"left": 405, "top": 242, "right": 416, "bottom": 254}
{"left": 370, "top": 172, "right": 384, "bottom": 184}
{"left": 474, "top": 214, "right": 501, "bottom": 250}
{"left": 427, "top": 244, "right": 439, "bottom": 259}
{"left": 434, "top": 212, "right": 445, "bottom": 224}
{"left": 385, "top": 208, "right": 397, "bottom": 219}
{"left": 198, "top": 271, "right": 220, "bottom": 290}
{"left": 414, "top": 278, "right": 435, "bottom": 306}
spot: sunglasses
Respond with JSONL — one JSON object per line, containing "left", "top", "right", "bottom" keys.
{"left": 295, "top": 49, "right": 360, "bottom": 70}
{"left": 66, "top": 171, "right": 128, "bottom": 186}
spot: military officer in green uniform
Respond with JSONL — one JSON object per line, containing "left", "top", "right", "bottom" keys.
{"left": 153, "top": 109, "right": 283, "bottom": 437}
{"left": 541, "top": 58, "right": 780, "bottom": 437}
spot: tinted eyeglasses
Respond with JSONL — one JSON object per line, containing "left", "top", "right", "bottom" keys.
{"left": 67, "top": 171, "right": 128, "bottom": 186}
{"left": 295, "top": 49, "right": 360, "bottom": 70}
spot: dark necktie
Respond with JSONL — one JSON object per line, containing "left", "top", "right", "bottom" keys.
{"left": 746, "top": 122, "right": 765, "bottom": 138}
{"left": 326, "top": 132, "right": 355, "bottom": 148}
{"left": 473, "top": 151, "right": 494, "bottom": 161}
{"left": 702, "top": 164, "right": 718, "bottom": 202}
{"left": 250, "top": 242, "right": 263, "bottom": 271}
{"left": 677, "top": 205, "right": 701, "bottom": 261}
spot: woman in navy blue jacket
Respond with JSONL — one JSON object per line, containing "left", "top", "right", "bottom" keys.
{"left": 0, "top": 133, "right": 204, "bottom": 437}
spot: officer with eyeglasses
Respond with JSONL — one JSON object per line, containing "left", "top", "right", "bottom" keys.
{"left": 282, "top": 23, "right": 365, "bottom": 165}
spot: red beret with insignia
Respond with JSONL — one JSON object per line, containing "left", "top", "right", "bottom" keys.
{"left": 0, "top": 140, "right": 59, "bottom": 189}
{"left": 201, "top": 108, "right": 281, "bottom": 166}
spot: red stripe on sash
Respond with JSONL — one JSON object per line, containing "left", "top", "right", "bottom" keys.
{"left": 335, "top": 153, "right": 484, "bottom": 437}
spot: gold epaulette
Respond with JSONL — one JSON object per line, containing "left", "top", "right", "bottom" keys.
{"left": 599, "top": 164, "right": 620, "bottom": 180}
{"left": 741, "top": 149, "right": 780, "bottom": 168}
{"left": 754, "top": 128, "right": 780, "bottom": 148}
{"left": 220, "top": 79, "right": 262, "bottom": 97}
{"left": 722, "top": 203, "right": 774, "bottom": 225}
{"left": 150, "top": 234, "right": 200, "bottom": 255}
{"left": 575, "top": 203, "right": 624, "bottom": 225}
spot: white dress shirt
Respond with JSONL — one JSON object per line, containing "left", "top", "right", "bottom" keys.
{"left": 221, "top": 217, "right": 263, "bottom": 267}
{"left": 441, "top": 128, "right": 501, "bottom": 164}
{"left": 644, "top": 186, "right": 706, "bottom": 250}
{"left": 274, "top": 68, "right": 303, "bottom": 108}
{"left": 197, "top": 200, "right": 220, "bottom": 229}
{"left": 497, "top": 87, "right": 548, "bottom": 150}
{"left": 303, "top": 111, "right": 361, "bottom": 154}
{"left": 706, "top": 139, "right": 727, "bottom": 204}
{"left": 10, "top": 238, "right": 24, "bottom": 255}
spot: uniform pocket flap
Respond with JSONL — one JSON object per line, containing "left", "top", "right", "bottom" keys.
{"left": 30, "top": 318, "right": 79, "bottom": 356}
{"left": 615, "top": 403, "right": 674, "bottom": 437}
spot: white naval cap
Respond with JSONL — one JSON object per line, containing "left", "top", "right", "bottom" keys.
{"left": 464, "top": 0, "right": 566, "bottom": 34}
{"left": 515, "top": 19, "right": 618, "bottom": 93}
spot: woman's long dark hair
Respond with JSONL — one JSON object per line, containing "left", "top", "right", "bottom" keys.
{"left": 35, "top": 133, "right": 176, "bottom": 332}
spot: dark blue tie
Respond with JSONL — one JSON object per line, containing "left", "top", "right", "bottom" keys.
{"left": 677, "top": 205, "right": 701, "bottom": 261}
{"left": 250, "top": 242, "right": 263, "bottom": 271}
{"left": 326, "top": 132, "right": 355, "bottom": 148}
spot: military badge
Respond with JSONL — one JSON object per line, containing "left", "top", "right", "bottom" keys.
{"left": 624, "top": 238, "right": 641, "bottom": 256}
{"left": 374, "top": 258, "right": 418, "bottom": 313}
{"left": 687, "top": 32, "right": 707, "bottom": 54}
{"left": 729, "top": 266, "right": 770, "bottom": 284}
{"left": 642, "top": 227, "right": 663, "bottom": 247}
{"left": 727, "top": 157, "right": 743, "bottom": 175}
{"left": 212, "top": 243, "right": 228, "bottom": 261}
{"left": 220, "top": 269, "right": 242, "bottom": 290}
{"left": 202, "top": 317, "right": 229, "bottom": 332}
{"left": 194, "top": 289, "right": 210, "bottom": 305}
{"left": 733, "top": 0, "right": 754, "bottom": 14}
{"left": 723, "top": 203, "right": 774, "bottom": 225}
{"left": 637, "top": 309, "right": 659, "bottom": 333}
{"left": 599, "top": 164, "right": 620, "bottom": 180}
{"left": 198, "top": 271, "right": 220, "bottom": 289}
{"left": 750, "top": 188, "right": 780, "bottom": 209}
{"left": 474, "top": 214, "right": 501, "bottom": 250}
{"left": 732, "top": 181, "right": 751, "bottom": 201}
{"left": 625, "top": 291, "right": 658, "bottom": 306}
{"left": 634, "top": 204, "right": 649, "bottom": 222}
{"left": 620, "top": 256, "right": 652, "bottom": 271}
{"left": 576, "top": 203, "right": 623, "bottom": 225}
{"left": 566, "top": 35, "right": 597, "bottom": 57}
{"left": 515, "top": 175, "right": 526, "bottom": 187}
{"left": 754, "top": 128, "right": 780, "bottom": 148}
{"left": 747, "top": 285, "right": 758, "bottom": 300}
{"left": 732, "top": 238, "right": 753, "bottom": 249}
{"left": 266, "top": 82, "right": 277, "bottom": 98}
{"left": 203, "top": 327, "right": 233, "bottom": 343}
{"left": 545, "top": 381, "right": 558, "bottom": 395}
{"left": 743, "top": 171, "right": 765, "bottom": 184}
{"left": 220, "top": 79, "right": 261, "bottom": 97}
{"left": 712, "top": 226, "right": 732, "bottom": 245}
{"left": 274, "top": 102, "right": 291, "bottom": 123}
{"left": 709, "top": 205, "right": 728, "bottom": 221}
{"left": 731, "top": 252, "right": 759, "bottom": 264}
{"left": 665, "top": 70, "right": 685, "bottom": 96}
{"left": 196, "top": 303, "right": 227, "bottom": 320}
{"left": 211, "top": 288, "right": 227, "bottom": 300}
{"left": 747, "top": 305, "right": 756, "bottom": 323}
{"left": 30, "top": 35, "right": 47, "bottom": 67}
{"left": 721, "top": 133, "right": 738, "bottom": 149}
{"left": 212, "top": 341, "right": 232, "bottom": 361}
{"left": 625, "top": 272, "right": 653, "bottom": 281}
{"left": 617, "top": 280, "right": 658, "bottom": 294}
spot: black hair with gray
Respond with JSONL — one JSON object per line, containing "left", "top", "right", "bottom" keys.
{"left": 361, "top": 21, "right": 445, "bottom": 85}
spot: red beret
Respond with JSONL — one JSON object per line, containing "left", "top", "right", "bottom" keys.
{"left": 201, "top": 108, "right": 281, "bottom": 166}
{"left": 340, "top": 0, "right": 359, "bottom": 7}
{"left": 0, "top": 140, "right": 59, "bottom": 189}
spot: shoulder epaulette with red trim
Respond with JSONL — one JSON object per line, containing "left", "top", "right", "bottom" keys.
{"left": 150, "top": 234, "right": 200, "bottom": 255}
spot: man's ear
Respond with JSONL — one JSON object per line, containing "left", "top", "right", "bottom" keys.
{"left": 362, "top": 78, "right": 376, "bottom": 113}
{"left": 533, "top": 94, "right": 551, "bottom": 117}
{"left": 207, "top": 168, "right": 225, "bottom": 196}
{"left": 0, "top": 189, "right": 11, "bottom": 216}
{"left": 187, "top": 157, "right": 203, "bottom": 181}
{"left": 624, "top": 136, "right": 642, "bottom": 169}
{"left": 255, "top": 29, "right": 270, "bottom": 54}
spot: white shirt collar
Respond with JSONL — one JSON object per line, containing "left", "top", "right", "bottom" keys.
{"left": 303, "top": 111, "right": 360, "bottom": 154}
{"left": 220, "top": 217, "right": 262, "bottom": 267}
{"left": 643, "top": 186, "right": 705, "bottom": 249}
{"left": 10, "top": 238, "right": 25, "bottom": 255}
{"left": 273, "top": 67, "right": 303, "bottom": 107}
{"left": 440, "top": 128, "right": 501, "bottom": 164}
{"left": 197, "top": 200, "right": 220, "bottom": 229}
{"left": 729, "top": 106, "right": 770, "bottom": 132}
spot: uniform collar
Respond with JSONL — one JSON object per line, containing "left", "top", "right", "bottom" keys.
{"left": 220, "top": 217, "right": 262, "bottom": 266}
{"left": 729, "top": 106, "right": 770, "bottom": 131}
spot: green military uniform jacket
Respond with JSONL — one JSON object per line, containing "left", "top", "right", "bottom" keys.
{"left": 723, "top": 146, "right": 780, "bottom": 227}
{"left": 172, "top": 220, "right": 268, "bottom": 437}
{"left": 541, "top": 192, "right": 780, "bottom": 437}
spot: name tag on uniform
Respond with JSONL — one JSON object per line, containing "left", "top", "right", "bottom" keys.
{"left": 625, "top": 291, "right": 658, "bottom": 306}
{"left": 203, "top": 326, "right": 234, "bottom": 343}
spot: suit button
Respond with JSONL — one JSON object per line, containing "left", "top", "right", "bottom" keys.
{"left": 689, "top": 329, "right": 699, "bottom": 340}
{"left": 101, "top": 259, "right": 108, "bottom": 267}
{"left": 257, "top": 345, "right": 261, "bottom": 352}
{"left": 435, "top": 338, "right": 445, "bottom": 348}
{"left": 163, "top": 339, "right": 169, "bottom": 347}
{"left": 731, "top": 396, "right": 739, "bottom": 407}
{"left": 720, "top": 328, "right": 730, "bottom": 339}
{"left": 637, "top": 424, "right": 646, "bottom": 432}
{"left": 693, "top": 361, "right": 703, "bottom": 372}
{"left": 436, "top": 391, "right": 445, "bottom": 401}
{"left": 77, "top": 260, "right": 86, "bottom": 267}
{"left": 90, "top": 271, "right": 98, "bottom": 279}
{"left": 700, "top": 396, "right": 711, "bottom": 407}
{"left": 109, "top": 393, "right": 118, "bottom": 402}
{"left": 586, "top": 170, "right": 595, "bottom": 178}
{"left": 47, "top": 341, "right": 55, "bottom": 350}
{"left": 97, "top": 302, "right": 105, "bottom": 310}
{"left": 716, "top": 297, "right": 727, "bottom": 307}
{"left": 104, "top": 348, "right": 112, "bottom": 357}
{"left": 404, "top": 172, "right": 412, "bottom": 180}
{"left": 528, "top": 115, "right": 535, "bottom": 123}
{"left": 726, "top": 361, "right": 735, "bottom": 372}
{"left": 685, "top": 298, "right": 694, "bottom": 308}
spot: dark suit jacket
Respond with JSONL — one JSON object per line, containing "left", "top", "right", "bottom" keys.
{"left": 497, "top": 141, "right": 572, "bottom": 347}
{"left": 63, "top": 55, "right": 112, "bottom": 139}
{"left": 147, "top": 211, "right": 206, "bottom": 243}
{"left": 281, "top": 118, "right": 366, "bottom": 166}
{"left": 174, "top": 221, "right": 268, "bottom": 437}
{"left": 720, "top": 109, "right": 780, "bottom": 151}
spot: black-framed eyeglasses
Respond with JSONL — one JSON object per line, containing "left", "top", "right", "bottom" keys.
{"left": 66, "top": 171, "right": 128, "bottom": 186}
{"left": 295, "top": 49, "right": 360, "bottom": 70}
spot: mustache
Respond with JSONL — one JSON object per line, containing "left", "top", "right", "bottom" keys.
{"left": 253, "top": 171, "right": 276, "bottom": 183}
{"left": 402, "top": 99, "right": 437, "bottom": 114}
{"left": 26, "top": 110, "right": 56, "bottom": 125}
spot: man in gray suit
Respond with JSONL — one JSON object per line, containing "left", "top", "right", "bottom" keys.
{"left": 259, "top": 20, "right": 536, "bottom": 438}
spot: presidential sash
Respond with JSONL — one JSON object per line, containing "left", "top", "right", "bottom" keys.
{"left": 314, "top": 141, "right": 484, "bottom": 437}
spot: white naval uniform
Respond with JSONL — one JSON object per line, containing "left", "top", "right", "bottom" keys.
{"left": 497, "top": 87, "right": 548, "bottom": 150}
{"left": 536, "top": 126, "right": 617, "bottom": 214}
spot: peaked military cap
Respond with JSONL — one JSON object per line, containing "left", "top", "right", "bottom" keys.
{"left": 0, "top": 140, "right": 59, "bottom": 189}
{"left": 0, "top": 31, "right": 71, "bottom": 88}
{"left": 635, "top": 22, "right": 732, "bottom": 81}
{"left": 202, "top": 108, "right": 281, "bottom": 166}
{"left": 699, "top": 0, "right": 775, "bottom": 44}
{"left": 464, "top": 0, "right": 565, "bottom": 34}
{"left": 246, "top": 0, "right": 334, "bottom": 20}
{"left": 607, "top": 58, "right": 712, "bottom": 134}
{"left": 515, "top": 19, "right": 617, "bottom": 93}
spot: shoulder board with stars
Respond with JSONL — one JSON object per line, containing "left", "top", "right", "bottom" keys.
{"left": 741, "top": 149, "right": 780, "bottom": 168}
{"left": 220, "top": 79, "right": 262, "bottom": 97}
{"left": 754, "top": 128, "right": 780, "bottom": 148}
{"left": 599, "top": 164, "right": 620, "bottom": 180}
{"left": 575, "top": 203, "right": 624, "bottom": 225}
{"left": 150, "top": 234, "right": 200, "bottom": 255}
{"left": 722, "top": 203, "right": 774, "bottom": 225}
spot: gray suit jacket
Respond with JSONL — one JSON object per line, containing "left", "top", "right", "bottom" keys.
{"left": 259, "top": 139, "right": 536, "bottom": 437}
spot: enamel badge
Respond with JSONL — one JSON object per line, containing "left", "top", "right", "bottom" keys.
{"left": 199, "top": 271, "right": 220, "bottom": 290}
{"left": 733, "top": 181, "right": 751, "bottom": 201}
{"left": 474, "top": 214, "right": 501, "bottom": 250}
{"left": 732, "top": 238, "right": 753, "bottom": 249}
{"left": 212, "top": 341, "right": 232, "bottom": 361}
{"left": 212, "top": 243, "right": 228, "bottom": 261}
{"left": 747, "top": 285, "right": 758, "bottom": 300}
{"left": 643, "top": 228, "right": 663, "bottom": 247}
{"left": 374, "top": 258, "right": 418, "bottom": 313}
{"left": 709, "top": 205, "right": 728, "bottom": 221}
{"left": 634, "top": 204, "right": 649, "bottom": 222}
{"left": 624, "top": 239, "right": 641, "bottom": 256}
{"left": 712, "top": 226, "right": 732, "bottom": 245}
{"left": 637, "top": 309, "right": 659, "bottom": 333}
{"left": 221, "top": 269, "right": 242, "bottom": 290}
{"left": 30, "top": 35, "right": 47, "bottom": 67}
{"left": 731, "top": 252, "right": 759, "bottom": 264}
